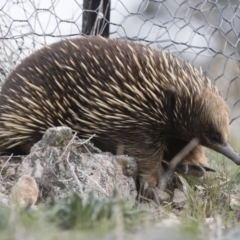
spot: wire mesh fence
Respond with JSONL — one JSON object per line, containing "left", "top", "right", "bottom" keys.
{"left": 0, "top": 0, "right": 240, "bottom": 132}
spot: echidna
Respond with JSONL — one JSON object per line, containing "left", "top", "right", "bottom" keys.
{"left": 0, "top": 36, "right": 239, "bottom": 200}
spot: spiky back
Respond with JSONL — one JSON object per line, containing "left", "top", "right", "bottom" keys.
{"left": 0, "top": 36, "right": 221, "bottom": 153}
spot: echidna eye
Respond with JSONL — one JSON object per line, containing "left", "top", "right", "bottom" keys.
{"left": 209, "top": 133, "right": 220, "bottom": 143}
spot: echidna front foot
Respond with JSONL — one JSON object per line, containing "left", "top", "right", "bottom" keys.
{"left": 173, "top": 145, "right": 216, "bottom": 177}
{"left": 136, "top": 175, "right": 162, "bottom": 205}
{"left": 134, "top": 155, "right": 163, "bottom": 204}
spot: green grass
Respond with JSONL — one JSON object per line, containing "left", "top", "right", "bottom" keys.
{"left": 179, "top": 149, "right": 240, "bottom": 229}
{"left": 0, "top": 191, "right": 147, "bottom": 239}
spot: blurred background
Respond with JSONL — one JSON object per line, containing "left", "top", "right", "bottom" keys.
{"left": 0, "top": 0, "right": 239, "bottom": 140}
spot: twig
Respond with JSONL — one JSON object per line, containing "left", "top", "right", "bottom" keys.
{"left": 0, "top": 153, "right": 13, "bottom": 180}
{"left": 53, "top": 132, "right": 77, "bottom": 165}
{"left": 205, "top": 179, "right": 231, "bottom": 189}
{"left": 76, "top": 134, "right": 96, "bottom": 146}
{"left": 73, "top": 135, "right": 114, "bottom": 179}
{"left": 66, "top": 152, "right": 83, "bottom": 195}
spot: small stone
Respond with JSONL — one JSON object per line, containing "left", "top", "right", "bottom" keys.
{"left": 0, "top": 192, "right": 9, "bottom": 205}
{"left": 9, "top": 175, "right": 39, "bottom": 208}
{"left": 195, "top": 185, "right": 206, "bottom": 197}
{"left": 177, "top": 175, "right": 190, "bottom": 193}
{"left": 0, "top": 184, "right": 6, "bottom": 193}
{"left": 159, "top": 216, "right": 180, "bottom": 228}
{"left": 159, "top": 190, "right": 171, "bottom": 202}
{"left": 230, "top": 195, "right": 240, "bottom": 210}
{"left": 172, "top": 188, "right": 187, "bottom": 208}
{"left": 205, "top": 217, "right": 214, "bottom": 224}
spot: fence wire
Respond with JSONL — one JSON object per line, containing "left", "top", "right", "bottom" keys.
{"left": 0, "top": 0, "right": 240, "bottom": 130}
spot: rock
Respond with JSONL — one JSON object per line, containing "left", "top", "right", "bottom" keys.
{"left": 18, "top": 127, "right": 137, "bottom": 202}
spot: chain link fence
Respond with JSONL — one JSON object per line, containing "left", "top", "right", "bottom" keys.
{"left": 0, "top": 0, "right": 240, "bottom": 134}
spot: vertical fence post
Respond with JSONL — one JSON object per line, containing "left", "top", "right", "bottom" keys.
{"left": 82, "top": 0, "right": 111, "bottom": 38}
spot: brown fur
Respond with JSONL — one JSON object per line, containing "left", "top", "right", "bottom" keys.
{"left": 0, "top": 36, "right": 231, "bottom": 199}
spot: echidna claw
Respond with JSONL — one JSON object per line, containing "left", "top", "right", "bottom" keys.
{"left": 175, "top": 164, "right": 188, "bottom": 174}
{"left": 136, "top": 176, "right": 161, "bottom": 205}
{"left": 176, "top": 164, "right": 216, "bottom": 177}
{"left": 202, "top": 166, "right": 216, "bottom": 172}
